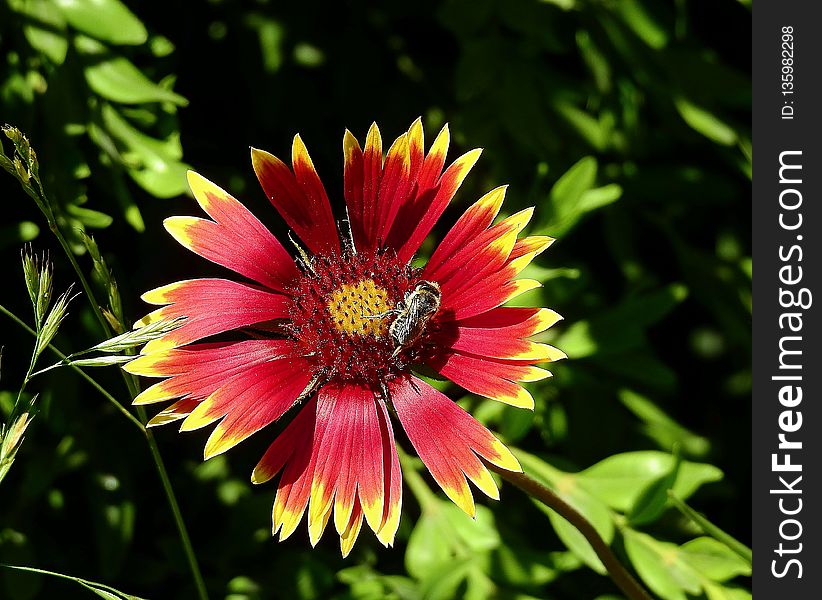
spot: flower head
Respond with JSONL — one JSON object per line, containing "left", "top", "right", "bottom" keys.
{"left": 126, "top": 120, "right": 565, "bottom": 556}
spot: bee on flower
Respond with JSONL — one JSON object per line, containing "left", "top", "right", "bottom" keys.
{"left": 124, "top": 119, "right": 566, "bottom": 556}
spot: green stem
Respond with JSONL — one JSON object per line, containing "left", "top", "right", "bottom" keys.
{"left": 14, "top": 338, "right": 39, "bottom": 410}
{"left": 28, "top": 361, "right": 67, "bottom": 379}
{"left": 668, "top": 491, "right": 752, "bottom": 565}
{"left": 1, "top": 303, "right": 144, "bottom": 434}
{"left": 32, "top": 185, "right": 141, "bottom": 400}
{"left": 0, "top": 563, "right": 145, "bottom": 598}
{"left": 144, "top": 430, "right": 209, "bottom": 592}
{"left": 29, "top": 191, "right": 208, "bottom": 600}
{"left": 488, "top": 465, "right": 654, "bottom": 600}
{"left": 2, "top": 309, "right": 208, "bottom": 599}
{"left": 48, "top": 221, "right": 112, "bottom": 339}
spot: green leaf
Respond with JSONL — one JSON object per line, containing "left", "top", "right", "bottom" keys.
{"left": 443, "top": 504, "right": 501, "bottom": 553}
{"left": 576, "top": 451, "right": 723, "bottom": 512}
{"left": 538, "top": 156, "right": 619, "bottom": 236}
{"left": 405, "top": 512, "right": 453, "bottom": 579}
{"left": 488, "top": 544, "right": 561, "bottom": 587}
{"left": 21, "top": 0, "right": 69, "bottom": 64}
{"left": 65, "top": 204, "right": 113, "bottom": 228}
{"left": 627, "top": 446, "right": 681, "bottom": 526}
{"left": 84, "top": 57, "right": 188, "bottom": 105}
{"left": 553, "top": 100, "right": 611, "bottom": 151}
{"left": 405, "top": 499, "right": 501, "bottom": 584}
{"left": 96, "top": 104, "right": 189, "bottom": 198}
{"left": 703, "top": 582, "right": 752, "bottom": 600}
{"left": 417, "top": 557, "right": 475, "bottom": 600}
{"left": 55, "top": 0, "right": 147, "bottom": 45}
{"left": 100, "top": 104, "right": 183, "bottom": 160}
{"left": 668, "top": 492, "right": 752, "bottom": 565}
{"left": 516, "top": 451, "right": 615, "bottom": 573}
{"left": 579, "top": 183, "right": 623, "bottom": 213}
{"left": 615, "top": 0, "right": 668, "bottom": 49}
{"left": 555, "top": 284, "right": 687, "bottom": 358}
{"left": 80, "top": 583, "right": 129, "bottom": 600}
{"left": 674, "top": 97, "right": 737, "bottom": 146}
{"left": 619, "top": 389, "right": 710, "bottom": 456}
{"left": 679, "top": 537, "right": 751, "bottom": 582}
{"left": 623, "top": 529, "right": 702, "bottom": 600}
{"left": 540, "top": 0, "right": 576, "bottom": 10}
{"left": 498, "top": 405, "right": 535, "bottom": 442}
{"left": 552, "top": 156, "right": 598, "bottom": 203}
{"left": 545, "top": 508, "right": 608, "bottom": 574}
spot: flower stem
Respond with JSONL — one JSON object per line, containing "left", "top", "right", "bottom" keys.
{"left": 0, "top": 300, "right": 209, "bottom": 599}
{"left": 0, "top": 304, "right": 145, "bottom": 435}
{"left": 489, "top": 465, "right": 654, "bottom": 600}
{"left": 26, "top": 190, "right": 209, "bottom": 600}
{"left": 48, "top": 221, "right": 112, "bottom": 338}
{"left": 1, "top": 563, "right": 143, "bottom": 598}
{"left": 144, "top": 429, "right": 209, "bottom": 600}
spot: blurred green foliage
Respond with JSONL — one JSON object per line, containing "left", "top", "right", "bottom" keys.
{"left": 0, "top": 0, "right": 751, "bottom": 598}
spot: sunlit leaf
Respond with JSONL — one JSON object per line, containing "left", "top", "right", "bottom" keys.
{"left": 516, "top": 451, "right": 615, "bottom": 573}
{"left": 21, "top": 0, "right": 69, "bottom": 64}
{"left": 405, "top": 512, "right": 452, "bottom": 579}
{"left": 84, "top": 57, "right": 187, "bottom": 105}
{"left": 576, "top": 451, "right": 723, "bottom": 512}
{"left": 623, "top": 529, "right": 702, "bottom": 600}
{"left": 674, "top": 97, "right": 737, "bottom": 146}
{"left": 669, "top": 492, "right": 752, "bottom": 565}
{"left": 55, "top": 0, "right": 147, "bottom": 45}
{"left": 65, "top": 204, "right": 113, "bottom": 228}
{"left": 614, "top": 0, "right": 668, "bottom": 49}
{"left": 95, "top": 104, "right": 189, "bottom": 197}
{"left": 704, "top": 582, "right": 752, "bottom": 600}
{"left": 679, "top": 537, "right": 751, "bottom": 582}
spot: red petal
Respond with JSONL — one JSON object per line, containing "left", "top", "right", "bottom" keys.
{"left": 417, "top": 124, "right": 450, "bottom": 191}
{"left": 340, "top": 497, "right": 364, "bottom": 558}
{"left": 136, "top": 279, "right": 290, "bottom": 352}
{"left": 391, "top": 148, "right": 482, "bottom": 263}
{"left": 455, "top": 307, "right": 551, "bottom": 330}
{"left": 343, "top": 130, "right": 366, "bottom": 247}
{"left": 428, "top": 352, "right": 537, "bottom": 409}
{"left": 438, "top": 254, "right": 539, "bottom": 320}
{"left": 165, "top": 172, "right": 298, "bottom": 292}
{"left": 391, "top": 376, "right": 520, "bottom": 516}
{"left": 427, "top": 208, "right": 532, "bottom": 300}
{"left": 407, "top": 117, "right": 425, "bottom": 176}
{"left": 424, "top": 186, "right": 506, "bottom": 278}
{"left": 375, "top": 399, "right": 402, "bottom": 546}
{"left": 251, "top": 144, "right": 340, "bottom": 256}
{"left": 126, "top": 339, "right": 295, "bottom": 405}
{"left": 431, "top": 307, "right": 564, "bottom": 363}
{"left": 191, "top": 357, "right": 314, "bottom": 458}
{"left": 257, "top": 397, "right": 325, "bottom": 540}
{"left": 309, "top": 384, "right": 387, "bottom": 540}
{"left": 146, "top": 397, "right": 200, "bottom": 427}
{"left": 437, "top": 328, "right": 559, "bottom": 362}
{"left": 360, "top": 123, "right": 383, "bottom": 250}
{"left": 375, "top": 133, "right": 412, "bottom": 244}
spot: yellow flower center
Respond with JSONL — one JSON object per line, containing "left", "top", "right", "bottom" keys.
{"left": 326, "top": 279, "right": 393, "bottom": 337}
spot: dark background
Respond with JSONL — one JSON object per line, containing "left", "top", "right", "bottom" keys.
{"left": 1, "top": 1, "right": 751, "bottom": 598}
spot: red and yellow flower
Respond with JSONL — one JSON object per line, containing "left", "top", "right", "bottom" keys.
{"left": 125, "top": 120, "right": 565, "bottom": 556}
